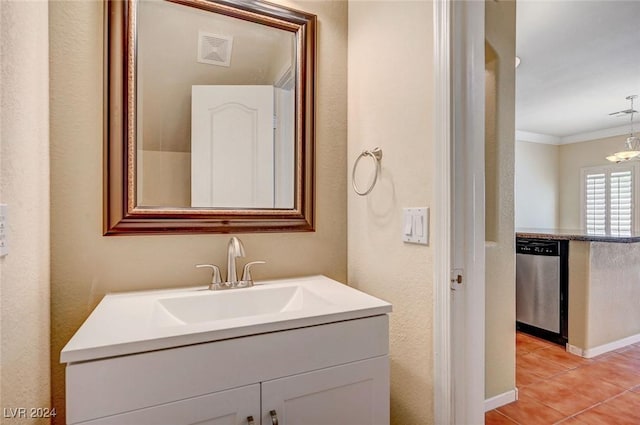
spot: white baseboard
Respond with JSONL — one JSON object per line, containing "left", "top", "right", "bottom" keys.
{"left": 484, "top": 388, "right": 518, "bottom": 412}
{"left": 567, "top": 332, "right": 640, "bottom": 359}
{"left": 566, "top": 344, "right": 584, "bottom": 357}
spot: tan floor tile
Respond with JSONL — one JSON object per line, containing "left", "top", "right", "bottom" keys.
{"left": 528, "top": 346, "right": 592, "bottom": 370}
{"left": 506, "top": 334, "right": 637, "bottom": 424}
{"left": 516, "top": 366, "right": 546, "bottom": 388}
{"left": 517, "top": 352, "right": 569, "bottom": 379}
{"left": 588, "top": 351, "right": 616, "bottom": 362}
{"left": 485, "top": 410, "right": 519, "bottom": 425}
{"left": 555, "top": 417, "right": 588, "bottom": 424}
{"left": 616, "top": 344, "right": 640, "bottom": 361}
{"left": 497, "top": 393, "right": 566, "bottom": 425}
{"left": 524, "top": 370, "right": 625, "bottom": 417}
{"left": 579, "top": 354, "right": 640, "bottom": 389}
{"left": 516, "top": 343, "right": 532, "bottom": 357}
{"left": 516, "top": 332, "right": 556, "bottom": 355}
{"left": 560, "top": 368, "right": 627, "bottom": 396}
{"left": 604, "top": 351, "right": 640, "bottom": 368}
{"left": 574, "top": 391, "right": 640, "bottom": 425}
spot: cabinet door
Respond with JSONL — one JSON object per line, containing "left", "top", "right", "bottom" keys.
{"left": 78, "top": 384, "right": 259, "bottom": 425}
{"left": 261, "top": 356, "right": 389, "bottom": 425}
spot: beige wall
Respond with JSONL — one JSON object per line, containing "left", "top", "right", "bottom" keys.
{"left": 516, "top": 136, "right": 626, "bottom": 229}
{"left": 569, "top": 241, "right": 640, "bottom": 351}
{"left": 348, "top": 2, "right": 434, "bottom": 423}
{"left": 568, "top": 240, "right": 589, "bottom": 350}
{"left": 558, "top": 135, "right": 631, "bottom": 229}
{"left": 0, "top": 0, "right": 51, "bottom": 422}
{"left": 140, "top": 150, "right": 191, "bottom": 206}
{"left": 49, "top": 1, "right": 347, "bottom": 423}
{"left": 486, "top": 44, "right": 498, "bottom": 242}
{"left": 515, "top": 141, "right": 559, "bottom": 229}
{"left": 514, "top": 135, "right": 636, "bottom": 230}
{"left": 585, "top": 241, "right": 640, "bottom": 348}
{"left": 485, "top": 0, "right": 516, "bottom": 400}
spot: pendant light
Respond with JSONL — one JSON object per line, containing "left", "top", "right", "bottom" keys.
{"left": 606, "top": 95, "right": 640, "bottom": 163}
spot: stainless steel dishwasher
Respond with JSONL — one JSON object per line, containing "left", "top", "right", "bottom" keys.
{"left": 516, "top": 238, "right": 568, "bottom": 345}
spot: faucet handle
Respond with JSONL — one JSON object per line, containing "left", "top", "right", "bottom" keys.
{"left": 196, "top": 264, "right": 222, "bottom": 288}
{"left": 241, "top": 261, "right": 266, "bottom": 283}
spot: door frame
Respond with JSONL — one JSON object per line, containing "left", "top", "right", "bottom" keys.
{"left": 433, "top": 0, "right": 486, "bottom": 423}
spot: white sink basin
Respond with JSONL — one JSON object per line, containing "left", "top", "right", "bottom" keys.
{"left": 61, "top": 275, "right": 392, "bottom": 364}
{"left": 156, "top": 285, "right": 332, "bottom": 324}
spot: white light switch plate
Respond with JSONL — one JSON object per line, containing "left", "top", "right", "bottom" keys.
{"left": 0, "top": 204, "right": 7, "bottom": 257}
{"left": 402, "top": 207, "right": 429, "bottom": 245}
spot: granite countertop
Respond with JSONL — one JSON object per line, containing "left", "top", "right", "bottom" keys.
{"left": 516, "top": 228, "right": 640, "bottom": 243}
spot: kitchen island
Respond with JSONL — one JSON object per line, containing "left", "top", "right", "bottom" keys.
{"left": 516, "top": 229, "right": 640, "bottom": 358}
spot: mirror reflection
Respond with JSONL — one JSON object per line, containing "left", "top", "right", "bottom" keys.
{"left": 136, "top": 0, "right": 296, "bottom": 209}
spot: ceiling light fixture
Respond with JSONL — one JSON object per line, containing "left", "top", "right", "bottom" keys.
{"left": 606, "top": 95, "right": 640, "bottom": 163}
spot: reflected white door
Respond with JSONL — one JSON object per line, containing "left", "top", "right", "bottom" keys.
{"left": 191, "top": 85, "right": 274, "bottom": 208}
{"left": 274, "top": 86, "right": 295, "bottom": 209}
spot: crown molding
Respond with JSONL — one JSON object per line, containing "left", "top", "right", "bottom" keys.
{"left": 516, "top": 124, "right": 631, "bottom": 146}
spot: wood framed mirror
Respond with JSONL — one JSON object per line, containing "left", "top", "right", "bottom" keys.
{"left": 105, "top": 0, "right": 316, "bottom": 235}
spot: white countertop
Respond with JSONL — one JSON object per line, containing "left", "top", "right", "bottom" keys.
{"left": 61, "top": 275, "right": 392, "bottom": 364}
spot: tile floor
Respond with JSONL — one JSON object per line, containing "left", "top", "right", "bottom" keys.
{"left": 485, "top": 332, "right": 640, "bottom": 424}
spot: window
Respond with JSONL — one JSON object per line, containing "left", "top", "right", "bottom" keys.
{"left": 582, "top": 165, "right": 636, "bottom": 236}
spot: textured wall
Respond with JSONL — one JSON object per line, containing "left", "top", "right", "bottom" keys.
{"left": 484, "top": 0, "right": 516, "bottom": 400}
{"left": 516, "top": 135, "right": 633, "bottom": 231}
{"left": 0, "top": 0, "right": 51, "bottom": 422}
{"left": 515, "top": 141, "right": 560, "bottom": 229}
{"left": 49, "top": 1, "right": 347, "bottom": 423}
{"left": 347, "top": 2, "right": 434, "bottom": 423}
{"left": 140, "top": 151, "right": 191, "bottom": 206}
{"left": 569, "top": 240, "right": 640, "bottom": 351}
{"left": 486, "top": 46, "right": 499, "bottom": 242}
{"left": 587, "top": 241, "right": 640, "bottom": 348}
{"left": 558, "top": 135, "right": 630, "bottom": 230}
{"left": 568, "top": 240, "right": 589, "bottom": 350}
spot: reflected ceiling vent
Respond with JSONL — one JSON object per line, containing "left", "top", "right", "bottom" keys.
{"left": 197, "top": 31, "right": 233, "bottom": 67}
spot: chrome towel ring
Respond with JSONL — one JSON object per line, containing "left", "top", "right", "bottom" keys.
{"left": 352, "top": 147, "right": 383, "bottom": 196}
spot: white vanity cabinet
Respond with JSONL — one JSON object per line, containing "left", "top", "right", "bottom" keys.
{"left": 262, "top": 356, "right": 388, "bottom": 425}
{"left": 78, "top": 384, "right": 261, "bottom": 425}
{"left": 65, "top": 315, "right": 390, "bottom": 425}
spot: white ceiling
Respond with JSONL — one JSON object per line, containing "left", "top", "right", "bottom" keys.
{"left": 516, "top": 1, "right": 640, "bottom": 144}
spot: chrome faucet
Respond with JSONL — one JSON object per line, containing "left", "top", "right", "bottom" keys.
{"left": 226, "top": 236, "right": 245, "bottom": 284}
{"left": 196, "top": 236, "right": 265, "bottom": 290}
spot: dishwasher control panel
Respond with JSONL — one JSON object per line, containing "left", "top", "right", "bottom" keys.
{"left": 516, "top": 239, "right": 560, "bottom": 256}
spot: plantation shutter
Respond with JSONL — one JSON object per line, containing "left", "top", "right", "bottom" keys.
{"left": 583, "top": 166, "right": 634, "bottom": 236}
{"left": 585, "top": 173, "right": 606, "bottom": 235}
{"left": 610, "top": 170, "right": 633, "bottom": 235}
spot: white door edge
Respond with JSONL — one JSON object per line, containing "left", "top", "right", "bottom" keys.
{"left": 433, "top": 0, "right": 486, "bottom": 423}
{"left": 432, "top": 0, "right": 452, "bottom": 423}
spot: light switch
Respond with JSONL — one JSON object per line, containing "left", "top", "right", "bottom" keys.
{"left": 402, "top": 207, "right": 429, "bottom": 245}
{"left": 414, "top": 215, "right": 424, "bottom": 237}
{"left": 403, "top": 213, "right": 413, "bottom": 236}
